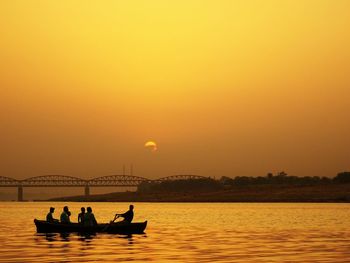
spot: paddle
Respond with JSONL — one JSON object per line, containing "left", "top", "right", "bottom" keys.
{"left": 102, "top": 215, "right": 119, "bottom": 232}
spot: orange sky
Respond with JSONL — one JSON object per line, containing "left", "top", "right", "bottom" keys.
{"left": 1, "top": 0, "right": 349, "bottom": 179}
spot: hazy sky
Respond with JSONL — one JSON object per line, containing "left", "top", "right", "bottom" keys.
{"left": 1, "top": 0, "right": 349, "bottom": 180}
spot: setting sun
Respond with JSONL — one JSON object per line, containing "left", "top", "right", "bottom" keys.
{"left": 1, "top": 1, "right": 350, "bottom": 262}
{"left": 144, "top": 141, "right": 158, "bottom": 152}
{"left": 1, "top": 1, "right": 349, "bottom": 179}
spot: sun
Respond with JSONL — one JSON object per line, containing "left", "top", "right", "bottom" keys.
{"left": 144, "top": 141, "right": 157, "bottom": 152}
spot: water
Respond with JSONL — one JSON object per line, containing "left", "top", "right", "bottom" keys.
{"left": 0, "top": 202, "right": 349, "bottom": 262}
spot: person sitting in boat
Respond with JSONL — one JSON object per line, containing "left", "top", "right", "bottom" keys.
{"left": 60, "top": 206, "right": 71, "bottom": 223}
{"left": 78, "top": 207, "right": 85, "bottom": 224}
{"left": 46, "top": 207, "right": 59, "bottom": 223}
{"left": 113, "top": 205, "right": 134, "bottom": 223}
{"left": 84, "top": 207, "right": 97, "bottom": 227}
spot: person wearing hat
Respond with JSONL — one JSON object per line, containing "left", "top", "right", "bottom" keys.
{"left": 46, "top": 207, "right": 58, "bottom": 223}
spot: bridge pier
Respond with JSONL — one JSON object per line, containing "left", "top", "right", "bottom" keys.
{"left": 0, "top": 175, "right": 206, "bottom": 201}
{"left": 85, "top": 185, "right": 90, "bottom": 197}
{"left": 18, "top": 186, "right": 23, "bottom": 201}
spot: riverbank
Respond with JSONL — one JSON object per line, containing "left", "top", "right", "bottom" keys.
{"left": 47, "top": 184, "right": 350, "bottom": 202}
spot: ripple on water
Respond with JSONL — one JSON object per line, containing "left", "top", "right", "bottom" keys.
{"left": 0, "top": 202, "right": 350, "bottom": 262}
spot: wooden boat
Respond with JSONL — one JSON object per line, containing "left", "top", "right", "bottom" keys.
{"left": 34, "top": 219, "right": 147, "bottom": 234}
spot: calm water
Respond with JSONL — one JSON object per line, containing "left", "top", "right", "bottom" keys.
{"left": 0, "top": 202, "right": 349, "bottom": 262}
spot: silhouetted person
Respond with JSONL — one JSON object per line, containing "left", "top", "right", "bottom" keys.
{"left": 113, "top": 205, "right": 134, "bottom": 223}
{"left": 84, "top": 207, "right": 97, "bottom": 227}
{"left": 46, "top": 207, "right": 58, "bottom": 223}
{"left": 60, "top": 206, "right": 71, "bottom": 223}
{"left": 78, "top": 207, "right": 85, "bottom": 224}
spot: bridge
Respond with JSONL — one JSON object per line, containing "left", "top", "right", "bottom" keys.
{"left": 0, "top": 174, "right": 208, "bottom": 201}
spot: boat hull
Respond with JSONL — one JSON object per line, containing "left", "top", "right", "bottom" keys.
{"left": 34, "top": 219, "right": 147, "bottom": 234}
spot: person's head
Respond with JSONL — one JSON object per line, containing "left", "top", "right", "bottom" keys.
{"left": 49, "top": 207, "right": 55, "bottom": 213}
{"left": 129, "top": 205, "right": 134, "bottom": 211}
{"left": 87, "top": 207, "right": 92, "bottom": 213}
{"left": 81, "top": 207, "right": 85, "bottom": 213}
{"left": 63, "top": 206, "right": 69, "bottom": 213}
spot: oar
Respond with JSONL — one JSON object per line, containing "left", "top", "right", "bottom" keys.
{"left": 102, "top": 215, "right": 119, "bottom": 232}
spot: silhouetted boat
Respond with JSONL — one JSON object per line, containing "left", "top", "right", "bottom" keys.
{"left": 34, "top": 219, "right": 147, "bottom": 234}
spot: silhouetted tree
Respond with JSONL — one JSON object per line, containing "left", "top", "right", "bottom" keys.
{"left": 334, "top": 172, "right": 350, "bottom": 183}
{"left": 139, "top": 172, "right": 340, "bottom": 193}
{"left": 219, "top": 176, "right": 234, "bottom": 185}
{"left": 277, "top": 171, "right": 287, "bottom": 177}
{"left": 137, "top": 178, "right": 222, "bottom": 193}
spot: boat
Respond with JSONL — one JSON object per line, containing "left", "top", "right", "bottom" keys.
{"left": 34, "top": 219, "right": 147, "bottom": 234}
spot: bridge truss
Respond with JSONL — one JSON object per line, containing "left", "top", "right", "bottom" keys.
{"left": 0, "top": 174, "right": 208, "bottom": 200}
{"left": 88, "top": 175, "right": 150, "bottom": 187}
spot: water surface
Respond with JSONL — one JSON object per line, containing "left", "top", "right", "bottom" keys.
{"left": 0, "top": 202, "right": 349, "bottom": 262}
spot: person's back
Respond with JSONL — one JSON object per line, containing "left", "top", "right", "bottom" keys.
{"left": 46, "top": 207, "right": 56, "bottom": 222}
{"left": 115, "top": 205, "right": 134, "bottom": 223}
{"left": 121, "top": 209, "right": 134, "bottom": 223}
{"left": 46, "top": 212, "right": 53, "bottom": 222}
{"left": 60, "top": 206, "right": 71, "bottom": 223}
{"left": 78, "top": 207, "right": 85, "bottom": 224}
{"left": 84, "top": 207, "right": 97, "bottom": 227}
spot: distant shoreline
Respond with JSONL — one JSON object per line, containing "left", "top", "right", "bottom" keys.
{"left": 45, "top": 184, "right": 350, "bottom": 203}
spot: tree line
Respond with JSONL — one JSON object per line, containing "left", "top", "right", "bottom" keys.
{"left": 220, "top": 171, "right": 350, "bottom": 186}
{"left": 137, "top": 172, "right": 350, "bottom": 193}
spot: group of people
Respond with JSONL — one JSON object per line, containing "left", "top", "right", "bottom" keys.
{"left": 77, "top": 207, "right": 97, "bottom": 226}
{"left": 46, "top": 205, "right": 134, "bottom": 226}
